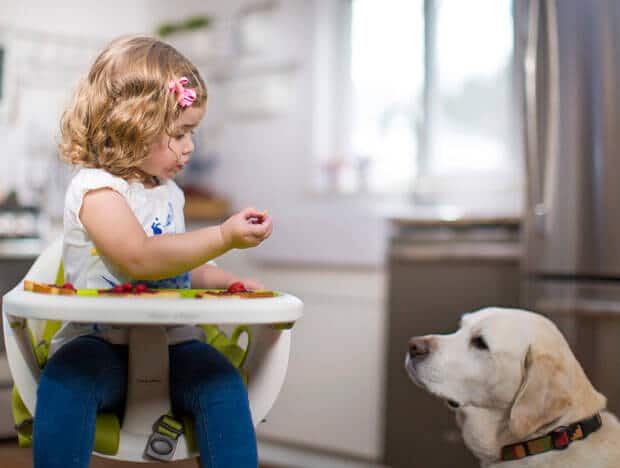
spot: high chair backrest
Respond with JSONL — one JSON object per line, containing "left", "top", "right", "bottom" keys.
{"left": 3, "top": 237, "right": 301, "bottom": 462}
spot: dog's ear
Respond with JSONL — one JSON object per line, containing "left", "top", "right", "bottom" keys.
{"left": 508, "top": 346, "right": 572, "bottom": 440}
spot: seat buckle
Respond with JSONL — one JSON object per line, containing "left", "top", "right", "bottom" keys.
{"left": 145, "top": 431, "right": 178, "bottom": 461}
{"left": 144, "top": 415, "right": 184, "bottom": 461}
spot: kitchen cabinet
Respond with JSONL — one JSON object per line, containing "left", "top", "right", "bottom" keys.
{"left": 384, "top": 217, "right": 521, "bottom": 468}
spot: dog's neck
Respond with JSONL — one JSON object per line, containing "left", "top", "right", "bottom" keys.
{"left": 457, "top": 402, "right": 605, "bottom": 466}
{"left": 457, "top": 407, "right": 511, "bottom": 466}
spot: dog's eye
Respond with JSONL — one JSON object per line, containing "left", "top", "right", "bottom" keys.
{"left": 471, "top": 336, "right": 489, "bottom": 350}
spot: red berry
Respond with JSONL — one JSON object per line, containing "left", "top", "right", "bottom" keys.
{"left": 227, "top": 281, "right": 247, "bottom": 293}
{"left": 62, "top": 283, "right": 75, "bottom": 290}
{"left": 122, "top": 283, "right": 133, "bottom": 292}
{"left": 135, "top": 284, "right": 147, "bottom": 293}
{"left": 112, "top": 285, "right": 124, "bottom": 293}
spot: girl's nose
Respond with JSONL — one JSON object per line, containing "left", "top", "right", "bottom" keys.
{"left": 183, "top": 138, "right": 194, "bottom": 156}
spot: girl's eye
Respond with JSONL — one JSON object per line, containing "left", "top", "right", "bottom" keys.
{"left": 174, "top": 130, "right": 195, "bottom": 140}
{"left": 471, "top": 336, "right": 489, "bottom": 351}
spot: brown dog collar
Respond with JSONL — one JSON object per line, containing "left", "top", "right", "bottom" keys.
{"left": 501, "top": 413, "right": 602, "bottom": 461}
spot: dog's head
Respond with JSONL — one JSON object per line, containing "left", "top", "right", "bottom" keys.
{"left": 405, "top": 307, "right": 606, "bottom": 441}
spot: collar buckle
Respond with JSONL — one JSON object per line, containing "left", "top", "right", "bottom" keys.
{"left": 551, "top": 426, "right": 571, "bottom": 450}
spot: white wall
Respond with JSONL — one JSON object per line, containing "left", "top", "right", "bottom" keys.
{"left": 216, "top": 249, "right": 387, "bottom": 461}
{"left": 165, "top": 0, "right": 389, "bottom": 267}
{"left": 0, "top": 0, "right": 171, "bottom": 209}
{"left": 2, "top": 0, "right": 167, "bottom": 36}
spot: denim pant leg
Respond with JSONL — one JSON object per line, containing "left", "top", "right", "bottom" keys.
{"left": 169, "top": 340, "right": 258, "bottom": 468}
{"left": 33, "top": 336, "right": 128, "bottom": 468}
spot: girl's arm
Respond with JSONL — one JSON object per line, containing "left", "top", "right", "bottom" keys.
{"left": 191, "top": 264, "right": 265, "bottom": 290}
{"left": 80, "top": 188, "right": 272, "bottom": 280}
{"left": 191, "top": 264, "right": 236, "bottom": 289}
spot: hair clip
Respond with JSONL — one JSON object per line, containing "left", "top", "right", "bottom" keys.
{"left": 168, "top": 76, "right": 197, "bottom": 108}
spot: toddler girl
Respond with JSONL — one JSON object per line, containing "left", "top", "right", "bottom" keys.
{"left": 33, "top": 35, "right": 271, "bottom": 468}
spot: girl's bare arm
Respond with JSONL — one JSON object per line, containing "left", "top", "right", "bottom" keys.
{"left": 80, "top": 188, "right": 271, "bottom": 280}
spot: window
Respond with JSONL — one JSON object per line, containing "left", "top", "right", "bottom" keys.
{"left": 0, "top": 41, "right": 6, "bottom": 116}
{"left": 316, "top": 0, "right": 521, "bottom": 209}
{"left": 0, "top": 45, "right": 5, "bottom": 102}
{"left": 0, "top": 33, "right": 15, "bottom": 124}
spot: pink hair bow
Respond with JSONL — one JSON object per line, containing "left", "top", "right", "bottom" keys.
{"left": 168, "top": 76, "right": 197, "bottom": 108}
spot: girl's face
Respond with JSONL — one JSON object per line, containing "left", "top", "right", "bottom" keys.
{"left": 139, "top": 104, "right": 206, "bottom": 182}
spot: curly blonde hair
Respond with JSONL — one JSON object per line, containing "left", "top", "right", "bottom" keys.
{"left": 59, "top": 35, "right": 207, "bottom": 180}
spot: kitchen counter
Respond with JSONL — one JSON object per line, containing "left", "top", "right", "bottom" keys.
{"left": 387, "top": 210, "right": 522, "bottom": 263}
{"left": 0, "top": 238, "right": 45, "bottom": 259}
{"left": 386, "top": 205, "right": 521, "bottom": 227}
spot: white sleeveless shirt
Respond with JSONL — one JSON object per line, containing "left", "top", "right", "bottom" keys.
{"left": 50, "top": 168, "right": 204, "bottom": 355}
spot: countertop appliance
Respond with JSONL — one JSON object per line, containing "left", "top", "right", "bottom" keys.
{"left": 518, "top": 0, "right": 620, "bottom": 414}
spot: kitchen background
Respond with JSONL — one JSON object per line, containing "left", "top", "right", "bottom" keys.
{"left": 1, "top": 1, "right": 618, "bottom": 467}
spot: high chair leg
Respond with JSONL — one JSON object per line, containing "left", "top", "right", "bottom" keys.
{"left": 122, "top": 325, "right": 173, "bottom": 460}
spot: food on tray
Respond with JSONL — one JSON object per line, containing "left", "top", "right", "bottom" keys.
{"left": 197, "top": 290, "right": 276, "bottom": 299}
{"left": 24, "top": 280, "right": 77, "bottom": 295}
{"left": 23, "top": 281, "right": 179, "bottom": 298}
{"left": 23, "top": 280, "right": 276, "bottom": 299}
{"left": 196, "top": 281, "right": 276, "bottom": 299}
{"left": 97, "top": 283, "right": 181, "bottom": 298}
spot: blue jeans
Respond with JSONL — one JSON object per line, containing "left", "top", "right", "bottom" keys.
{"left": 33, "top": 336, "right": 258, "bottom": 468}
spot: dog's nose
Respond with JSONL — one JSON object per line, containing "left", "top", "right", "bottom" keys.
{"left": 408, "top": 336, "right": 431, "bottom": 359}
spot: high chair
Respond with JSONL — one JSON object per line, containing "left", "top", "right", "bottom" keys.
{"left": 2, "top": 237, "right": 303, "bottom": 462}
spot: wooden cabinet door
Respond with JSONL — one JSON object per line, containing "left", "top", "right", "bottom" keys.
{"left": 384, "top": 258, "right": 520, "bottom": 468}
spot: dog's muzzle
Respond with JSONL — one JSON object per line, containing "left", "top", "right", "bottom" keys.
{"left": 405, "top": 337, "right": 461, "bottom": 409}
{"left": 408, "top": 336, "right": 431, "bottom": 360}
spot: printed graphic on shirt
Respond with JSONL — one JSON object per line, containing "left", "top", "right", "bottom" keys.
{"left": 151, "top": 202, "right": 175, "bottom": 235}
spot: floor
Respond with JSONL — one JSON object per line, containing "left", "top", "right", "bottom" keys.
{"left": 0, "top": 438, "right": 388, "bottom": 468}
{"left": 0, "top": 439, "right": 283, "bottom": 468}
{"left": 0, "top": 439, "right": 200, "bottom": 467}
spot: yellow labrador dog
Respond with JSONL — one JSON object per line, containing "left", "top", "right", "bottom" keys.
{"left": 405, "top": 307, "right": 620, "bottom": 467}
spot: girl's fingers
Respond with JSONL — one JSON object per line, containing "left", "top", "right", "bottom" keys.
{"left": 242, "top": 278, "right": 264, "bottom": 290}
{"left": 241, "top": 207, "right": 259, "bottom": 218}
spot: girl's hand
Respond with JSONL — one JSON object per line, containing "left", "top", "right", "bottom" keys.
{"left": 220, "top": 207, "right": 273, "bottom": 250}
{"left": 227, "top": 278, "right": 265, "bottom": 291}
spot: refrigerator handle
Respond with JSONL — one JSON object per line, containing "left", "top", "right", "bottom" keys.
{"left": 524, "top": 0, "right": 560, "bottom": 237}
{"left": 524, "top": 0, "right": 542, "bottom": 232}
{"left": 541, "top": 0, "right": 560, "bottom": 237}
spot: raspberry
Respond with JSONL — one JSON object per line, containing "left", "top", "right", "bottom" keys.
{"left": 121, "top": 283, "right": 133, "bottom": 292}
{"left": 113, "top": 285, "right": 124, "bottom": 293}
{"left": 62, "top": 283, "right": 75, "bottom": 290}
{"left": 227, "top": 281, "right": 247, "bottom": 293}
{"left": 134, "top": 283, "right": 147, "bottom": 293}
{"left": 249, "top": 214, "right": 265, "bottom": 224}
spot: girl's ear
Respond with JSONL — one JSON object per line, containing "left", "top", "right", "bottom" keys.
{"left": 508, "top": 346, "right": 572, "bottom": 440}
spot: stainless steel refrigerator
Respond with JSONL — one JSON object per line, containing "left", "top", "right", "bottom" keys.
{"left": 517, "top": 0, "right": 620, "bottom": 415}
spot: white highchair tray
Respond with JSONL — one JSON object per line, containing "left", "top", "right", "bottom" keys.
{"left": 3, "top": 285, "right": 303, "bottom": 325}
